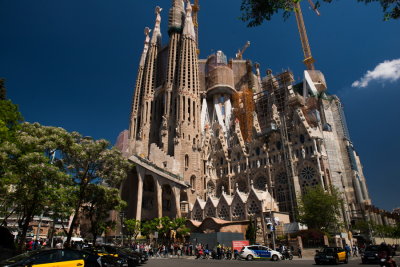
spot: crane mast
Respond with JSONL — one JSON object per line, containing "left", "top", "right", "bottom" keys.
{"left": 236, "top": 41, "right": 251, "bottom": 60}
{"left": 293, "top": 1, "right": 315, "bottom": 70}
{"left": 192, "top": 0, "right": 200, "bottom": 54}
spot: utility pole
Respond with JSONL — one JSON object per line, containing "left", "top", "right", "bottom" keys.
{"left": 119, "top": 212, "right": 125, "bottom": 246}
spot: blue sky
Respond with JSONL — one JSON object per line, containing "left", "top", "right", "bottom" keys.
{"left": 1, "top": 0, "right": 399, "bottom": 211}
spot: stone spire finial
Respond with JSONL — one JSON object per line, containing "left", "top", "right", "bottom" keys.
{"left": 151, "top": 6, "right": 162, "bottom": 45}
{"left": 250, "top": 179, "right": 254, "bottom": 189}
{"left": 182, "top": 0, "right": 196, "bottom": 39}
{"left": 139, "top": 27, "right": 151, "bottom": 67}
{"left": 221, "top": 185, "right": 225, "bottom": 195}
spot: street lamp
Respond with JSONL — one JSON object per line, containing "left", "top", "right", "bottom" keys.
{"left": 119, "top": 212, "right": 126, "bottom": 246}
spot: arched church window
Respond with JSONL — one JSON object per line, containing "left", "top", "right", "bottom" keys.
{"left": 218, "top": 205, "right": 229, "bottom": 220}
{"left": 256, "top": 147, "right": 261, "bottom": 156}
{"left": 206, "top": 206, "right": 215, "bottom": 218}
{"left": 248, "top": 200, "right": 261, "bottom": 216}
{"left": 185, "top": 154, "right": 189, "bottom": 169}
{"left": 193, "top": 208, "right": 203, "bottom": 221}
{"left": 190, "top": 175, "right": 196, "bottom": 190}
{"left": 276, "top": 141, "right": 282, "bottom": 150}
{"left": 277, "top": 187, "right": 286, "bottom": 202}
{"left": 232, "top": 203, "right": 245, "bottom": 220}
{"left": 300, "top": 134, "right": 305, "bottom": 144}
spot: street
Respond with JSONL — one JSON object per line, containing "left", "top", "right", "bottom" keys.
{"left": 144, "top": 257, "right": 378, "bottom": 267}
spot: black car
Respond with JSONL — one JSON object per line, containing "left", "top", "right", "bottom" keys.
{"left": 120, "top": 248, "right": 148, "bottom": 264}
{"left": 85, "top": 246, "right": 139, "bottom": 267}
{"left": 315, "top": 247, "right": 348, "bottom": 265}
{"left": 0, "top": 249, "right": 101, "bottom": 267}
{"left": 361, "top": 245, "right": 380, "bottom": 264}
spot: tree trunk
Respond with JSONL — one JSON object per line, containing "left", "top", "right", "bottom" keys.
{"left": 17, "top": 211, "right": 33, "bottom": 253}
{"left": 66, "top": 204, "right": 81, "bottom": 246}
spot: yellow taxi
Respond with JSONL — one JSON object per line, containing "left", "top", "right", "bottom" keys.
{"left": 0, "top": 249, "right": 101, "bottom": 267}
{"left": 315, "top": 247, "right": 349, "bottom": 264}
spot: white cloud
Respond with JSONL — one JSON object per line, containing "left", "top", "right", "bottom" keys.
{"left": 352, "top": 58, "right": 400, "bottom": 88}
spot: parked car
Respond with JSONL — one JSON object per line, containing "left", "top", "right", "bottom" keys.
{"left": 0, "top": 249, "right": 101, "bottom": 267}
{"left": 361, "top": 245, "right": 380, "bottom": 264}
{"left": 121, "top": 247, "right": 148, "bottom": 263}
{"left": 84, "top": 246, "right": 139, "bottom": 267}
{"left": 315, "top": 247, "right": 348, "bottom": 265}
{"left": 240, "top": 245, "right": 282, "bottom": 261}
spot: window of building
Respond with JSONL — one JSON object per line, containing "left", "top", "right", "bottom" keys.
{"left": 185, "top": 154, "right": 189, "bottom": 169}
{"left": 190, "top": 175, "right": 196, "bottom": 190}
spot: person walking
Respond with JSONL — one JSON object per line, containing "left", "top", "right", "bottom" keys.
{"left": 297, "top": 247, "right": 302, "bottom": 258}
{"left": 352, "top": 245, "right": 358, "bottom": 257}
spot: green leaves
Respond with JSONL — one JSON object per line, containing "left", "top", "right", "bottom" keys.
{"left": 139, "top": 217, "right": 189, "bottom": 240}
{"left": 296, "top": 186, "right": 344, "bottom": 233}
{"left": 240, "top": 0, "right": 400, "bottom": 27}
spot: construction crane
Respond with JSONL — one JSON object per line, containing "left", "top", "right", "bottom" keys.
{"left": 235, "top": 41, "right": 251, "bottom": 60}
{"left": 293, "top": 0, "right": 319, "bottom": 70}
{"left": 192, "top": 0, "right": 200, "bottom": 54}
{"left": 307, "top": 0, "right": 321, "bottom": 16}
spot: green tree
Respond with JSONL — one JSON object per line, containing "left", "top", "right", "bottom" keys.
{"left": 140, "top": 219, "right": 158, "bottom": 239}
{"left": 245, "top": 216, "right": 257, "bottom": 244}
{"left": 170, "top": 217, "right": 190, "bottom": 239}
{"left": 297, "top": 186, "right": 344, "bottom": 233}
{"left": 240, "top": 0, "right": 400, "bottom": 27}
{"left": 0, "top": 122, "right": 71, "bottom": 252}
{"left": 0, "top": 79, "right": 23, "bottom": 144}
{"left": 124, "top": 219, "right": 141, "bottom": 243}
{"left": 59, "top": 134, "right": 130, "bottom": 245}
{"left": 83, "top": 185, "right": 126, "bottom": 245}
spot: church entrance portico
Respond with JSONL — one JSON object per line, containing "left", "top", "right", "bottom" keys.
{"left": 123, "top": 155, "right": 188, "bottom": 221}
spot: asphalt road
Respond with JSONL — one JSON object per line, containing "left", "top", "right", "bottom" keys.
{"left": 144, "top": 257, "right": 373, "bottom": 267}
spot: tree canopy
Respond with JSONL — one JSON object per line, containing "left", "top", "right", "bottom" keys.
{"left": 297, "top": 186, "right": 344, "bottom": 233}
{"left": 0, "top": 79, "right": 23, "bottom": 144}
{"left": 240, "top": 0, "right": 400, "bottom": 27}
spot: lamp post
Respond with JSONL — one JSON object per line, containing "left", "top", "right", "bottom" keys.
{"left": 119, "top": 212, "right": 125, "bottom": 246}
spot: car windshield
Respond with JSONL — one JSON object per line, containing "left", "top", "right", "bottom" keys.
{"left": 366, "top": 246, "right": 379, "bottom": 251}
{"left": 321, "top": 248, "right": 335, "bottom": 254}
{"left": 1, "top": 250, "right": 43, "bottom": 263}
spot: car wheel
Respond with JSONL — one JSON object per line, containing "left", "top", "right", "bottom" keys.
{"left": 247, "top": 255, "right": 253, "bottom": 261}
{"left": 272, "top": 255, "right": 279, "bottom": 261}
{"left": 335, "top": 257, "right": 340, "bottom": 265}
{"left": 315, "top": 260, "right": 321, "bottom": 265}
{"left": 289, "top": 255, "right": 293, "bottom": 260}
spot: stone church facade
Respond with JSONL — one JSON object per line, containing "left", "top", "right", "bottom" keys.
{"left": 120, "top": 0, "right": 380, "bottom": 228}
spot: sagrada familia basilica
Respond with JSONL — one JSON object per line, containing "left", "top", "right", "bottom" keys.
{"left": 116, "top": 0, "right": 396, "bottom": 231}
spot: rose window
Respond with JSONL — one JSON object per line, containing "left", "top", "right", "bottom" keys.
{"left": 300, "top": 166, "right": 316, "bottom": 180}
{"left": 300, "top": 166, "right": 319, "bottom": 188}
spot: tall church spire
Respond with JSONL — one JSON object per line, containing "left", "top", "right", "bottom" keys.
{"left": 172, "top": 0, "right": 202, "bottom": 188}
{"left": 129, "top": 27, "right": 151, "bottom": 152}
{"left": 137, "top": 7, "right": 162, "bottom": 156}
